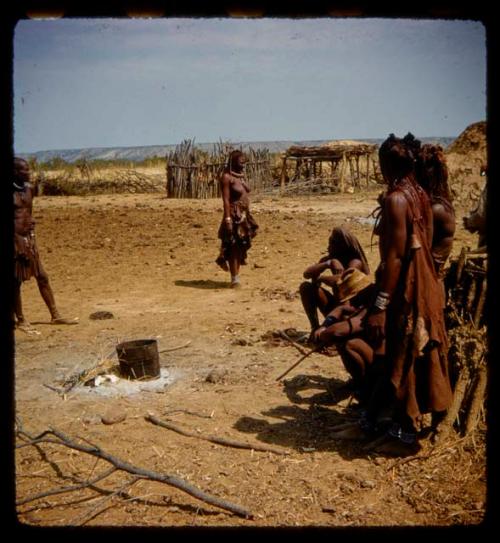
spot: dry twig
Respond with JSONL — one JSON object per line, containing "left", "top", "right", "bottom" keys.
{"left": 145, "top": 414, "right": 289, "bottom": 455}
{"left": 159, "top": 341, "right": 192, "bottom": 353}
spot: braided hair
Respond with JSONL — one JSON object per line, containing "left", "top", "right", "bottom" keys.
{"left": 227, "top": 149, "right": 246, "bottom": 171}
{"left": 415, "top": 143, "right": 453, "bottom": 208}
{"left": 378, "top": 133, "right": 421, "bottom": 185}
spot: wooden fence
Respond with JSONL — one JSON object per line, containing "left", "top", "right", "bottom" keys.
{"left": 165, "top": 139, "right": 273, "bottom": 199}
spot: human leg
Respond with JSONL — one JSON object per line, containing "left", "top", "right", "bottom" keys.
{"left": 338, "top": 338, "right": 374, "bottom": 394}
{"left": 14, "top": 279, "right": 25, "bottom": 324}
{"left": 299, "top": 281, "right": 321, "bottom": 331}
{"left": 14, "top": 279, "right": 41, "bottom": 335}
{"left": 300, "top": 282, "right": 335, "bottom": 336}
{"left": 36, "top": 266, "right": 77, "bottom": 324}
{"left": 228, "top": 246, "right": 241, "bottom": 287}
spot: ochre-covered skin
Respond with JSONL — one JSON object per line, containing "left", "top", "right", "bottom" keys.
{"left": 215, "top": 151, "right": 258, "bottom": 287}
{"left": 13, "top": 158, "right": 78, "bottom": 328}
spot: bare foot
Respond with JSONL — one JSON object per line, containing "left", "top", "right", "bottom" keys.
{"left": 16, "top": 322, "right": 42, "bottom": 336}
{"left": 51, "top": 317, "right": 79, "bottom": 325}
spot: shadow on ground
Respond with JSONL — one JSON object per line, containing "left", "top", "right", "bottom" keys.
{"left": 233, "top": 372, "right": 381, "bottom": 460}
{"left": 175, "top": 279, "right": 229, "bottom": 290}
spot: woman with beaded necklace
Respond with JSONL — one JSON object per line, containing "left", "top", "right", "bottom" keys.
{"left": 361, "top": 133, "right": 453, "bottom": 455}
{"left": 215, "top": 150, "right": 259, "bottom": 288}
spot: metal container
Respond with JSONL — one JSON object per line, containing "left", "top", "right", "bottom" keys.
{"left": 116, "top": 339, "right": 160, "bottom": 380}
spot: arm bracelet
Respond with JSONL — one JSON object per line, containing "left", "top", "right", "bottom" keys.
{"left": 321, "top": 315, "right": 336, "bottom": 328}
{"left": 225, "top": 217, "right": 232, "bottom": 222}
{"left": 374, "top": 293, "right": 390, "bottom": 310}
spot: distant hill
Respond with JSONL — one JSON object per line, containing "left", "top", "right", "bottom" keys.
{"left": 20, "top": 137, "right": 456, "bottom": 164}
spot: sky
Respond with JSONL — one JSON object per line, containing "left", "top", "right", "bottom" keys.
{"left": 13, "top": 17, "right": 486, "bottom": 153}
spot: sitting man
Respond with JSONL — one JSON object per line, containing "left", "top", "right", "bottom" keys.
{"left": 299, "top": 226, "right": 370, "bottom": 340}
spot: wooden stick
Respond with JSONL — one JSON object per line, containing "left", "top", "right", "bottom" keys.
{"left": 339, "top": 153, "right": 346, "bottom": 193}
{"left": 277, "top": 330, "right": 309, "bottom": 355}
{"left": 275, "top": 345, "right": 322, "bottom": 382}
{"left": 365, "top": 153, "right": 370, "bottom": 187}
{"left": 159, "top": 340, "right": 192, "bottom": 353}
{"left": 16, "top": 467, "right": 117, "bottom": 505}
{"left": 464, "top": 366, "right": 487, "bottom": 435}
{"left": 145, "top": 414, "right": 289, "bottom": 456}
{"left": 473, "top": 277, "right": 487, "bottom": 328}
{"left": 73, "top": 477, "right": 140, "bottom": 526}
{"left": 16, "top": 425, "right": 252, "bottom": 518}
{"left": 434, "top": 368, "right": 469, "bottom": 442}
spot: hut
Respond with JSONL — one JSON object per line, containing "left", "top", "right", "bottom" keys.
{"left": 279, "top": 140, "right": 381, "bottom": 193}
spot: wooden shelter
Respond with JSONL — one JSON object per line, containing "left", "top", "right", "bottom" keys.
{"left": 279, "top": 141, "right": 381, "bottom": 193}
{"left": 166, "top": 139, "right": 273, "bottom": 199}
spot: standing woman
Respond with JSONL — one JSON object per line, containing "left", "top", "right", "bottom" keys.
{"left": 215, "top": 150, "right": 259, "bottom": 287}
{"left": 415, "top": 143, "right": 456, "bottom": 276}
{"left": 363, "top": 133, "right": 453, "bottom": 455}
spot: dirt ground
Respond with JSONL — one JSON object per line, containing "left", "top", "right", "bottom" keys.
{"left": 13, "top": 189, "right": 486, "bottom": 528}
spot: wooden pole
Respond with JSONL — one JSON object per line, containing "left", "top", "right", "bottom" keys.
{"left": 365, "top": 153, "right": 370, "bottom": 187}
{"left": 280, "top": 156, "right": 288, "bottom": 190}
{"left": 339, "top": 153, "right": 346, "bottom": 193}
{"left": 349, "top": 158, "right": 355, "bottom": 190}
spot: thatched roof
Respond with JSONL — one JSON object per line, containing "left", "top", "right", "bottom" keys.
{"left": 285, "top": 141, "right": 377, "bottom": 159}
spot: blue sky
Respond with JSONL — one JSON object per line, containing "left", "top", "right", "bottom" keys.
{"left": 13, "top": 17, "right": 486, "bottom": 153}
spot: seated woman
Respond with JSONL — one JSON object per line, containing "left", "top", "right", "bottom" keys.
{"left": 300, "top": 226, "right": 370, "bottom": 339}
{"left": 312, "top": 268, "right": 376, "bottom": 399}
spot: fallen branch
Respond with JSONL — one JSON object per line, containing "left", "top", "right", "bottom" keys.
{"left": 163, "top": 408, "right": 214, "bottom": 419}
{"left": 16, "top": 423, "right": 252, "bottom": 518}
{"left": 72, "top": 477, "right": 141, "bottom": 526}
{"left": 145, "top": 414, "right": 289, "bottom": 456}
{"left": 16, "top": 466, "right": 117, "bottom": 506}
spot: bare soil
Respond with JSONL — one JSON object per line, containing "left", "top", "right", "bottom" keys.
{"left": 14, "top": 189, "right": 486, "bottom": 528}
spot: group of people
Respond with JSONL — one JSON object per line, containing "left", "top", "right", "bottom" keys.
{"left": 13, "top": 138, "right": 484, "bottom": 457}
{"left": 295, "top": 134, "right": 460, "bottom": 455}
{"left": 213, "top": 138, "right": 488, "bottom": 455}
